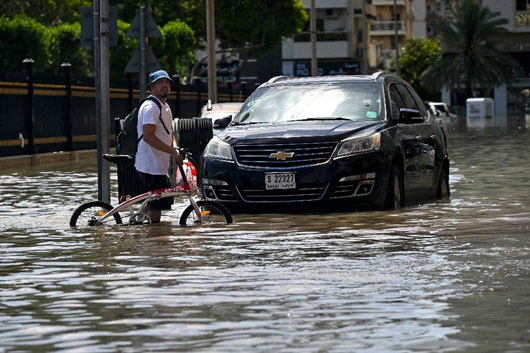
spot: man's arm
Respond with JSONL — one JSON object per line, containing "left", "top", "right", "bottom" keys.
{"left": 142, "top": 124, "right": 183, "bottom": 163}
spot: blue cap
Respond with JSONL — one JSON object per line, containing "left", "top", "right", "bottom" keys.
{"left": 148, "top": 70, "right": 172, "bottom": 86}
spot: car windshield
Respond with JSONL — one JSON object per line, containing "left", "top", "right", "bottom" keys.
{"left": 233, "top": 82, "right": 383, "bottom": 124}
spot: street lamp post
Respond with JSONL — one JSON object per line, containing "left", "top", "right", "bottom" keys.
{"left": 23, "top": 58, "right": 36, "bottom": 155}
{"left": 310, "top": 0, "right": 317, "bottom": 76}
{"left": 60, "top": 62, "right": 74, "bottom": 151}
{"left": 393, "top": 0, "right": 400, "bottom": 75}
{"left": 206, "top": 0, "right": 217, "bottom": 103}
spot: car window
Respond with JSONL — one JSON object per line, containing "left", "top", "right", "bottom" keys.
{"left": 389, "top": 84, "right": 405, "bottom": 118}
{"left": 234, "top": 82, "right": 384, "bottom": 123}
{"left": 406, "top": 86, "right": 428, "bottom": 116}
{"left": 396, "top": 84, "right": 419, "bottom": 110}
{"left": 434, "top": 104, "right": 447, "bottom": 113}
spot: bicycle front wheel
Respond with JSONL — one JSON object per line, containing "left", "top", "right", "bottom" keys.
{"left": 179, "top": 200, "right": 232, "bottom": 226}
{"left": 70, "top": 201, "right": 123, "bottom": 227}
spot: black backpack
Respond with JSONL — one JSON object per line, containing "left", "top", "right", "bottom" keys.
{"left": 116, "top": 96, "right": 170, "bottom": 156}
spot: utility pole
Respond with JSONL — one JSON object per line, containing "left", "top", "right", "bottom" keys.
{"left": 124, "top": 6, "right": 162, "bottom": 99}
{"left": 94, "top": 0, "right": 111, "bottom": 204}
{"left": 393, "top": 0, "right": 400, "bottom": 75}
{"left": 139, "top": 5, "right": 147, "bottom": 100}
{"left": 362, "top": 0, "right": 368, "bottom": 74}
{"left": 310, "top": 0, "right": 317, "bottom": 76}
{"left": 206, "top": 0, "right": 217, "bottom": 103}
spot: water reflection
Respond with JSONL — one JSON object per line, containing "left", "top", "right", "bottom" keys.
{"left": 0, "top": 126, "right": 529, "bottom": 352}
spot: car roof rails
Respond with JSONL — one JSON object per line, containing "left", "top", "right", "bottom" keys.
{"left": 267, "top": 76, "right": 293, "bottom": 84}
{"left": 370, "top": 71, "right": 389, "bottom": 80}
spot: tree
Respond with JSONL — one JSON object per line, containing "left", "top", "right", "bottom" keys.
{"left": 151, "top": 20, "right": 197, "bottom": 78}
{"left": 399, "top": 38, "right": 441, "bottom": 101}
{"left": 0, "top": 0, "right": 91, "bottom": 26}
{"left": 422, "top": 0, "right": 523, "bottom": 99}
{"left": 109, "top": 19, "right": 138, "bottom": 82}
{"left": 49, "top": 23, "right": 92, "bottom": 76}
{"left": 117, "top": 0, "right": 308, "bottom": 55}
{"left": 0, "top": 16, "right": 51, "bottom": 72}
{"left": 215, "top": 0, "right": 308, "bottom": 56}
{"left": 1, "top": 0, "right": 308, "bottom": 80}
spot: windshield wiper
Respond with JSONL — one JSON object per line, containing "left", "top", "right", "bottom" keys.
{"left": 287, "top": 117, "right": 350, "bottom": 122}
{"left": 231, "top": 121, "right": 266, "bottom": 126}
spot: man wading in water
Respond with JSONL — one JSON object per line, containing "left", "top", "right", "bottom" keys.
{"left": 134, "top": 70, "right": 184, "bottom": 223}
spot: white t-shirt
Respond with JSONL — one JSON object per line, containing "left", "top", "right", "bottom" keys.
{"left": 134, "top": 96, "right": 173, "bottom": 175}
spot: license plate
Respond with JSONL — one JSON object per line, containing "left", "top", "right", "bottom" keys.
{"left": 265, "top": 173, "right": 296, "bottom": 190}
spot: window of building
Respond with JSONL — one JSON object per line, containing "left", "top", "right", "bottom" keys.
{"left": 516, "top": 0, "right": 530, "bottom": 11}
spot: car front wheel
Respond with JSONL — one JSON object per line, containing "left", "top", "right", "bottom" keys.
{"left": 436, "top": 167, "right": 450, "bottom": 200}
{"left": 385, "top": 165, "right": 404, "bottom": 209}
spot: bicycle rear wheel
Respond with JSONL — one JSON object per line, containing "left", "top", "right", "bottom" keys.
{"left": 179, "top": 200, "right": 232, "bottom": 226}
{"left": 70, "top": 201, "right": 123, "bottom": 227}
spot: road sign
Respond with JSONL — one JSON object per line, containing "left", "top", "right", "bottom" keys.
{"left": 125, "top": 6, "right": 164, "bottom": 100}
{"left": 126, "top": 10, "right": 162, "bottom": 38}
{"left": 124, "top": 45, "right": 161, "bottom": 73}
{"left": 80, "top": 6, "right": 118, "bottom": 47}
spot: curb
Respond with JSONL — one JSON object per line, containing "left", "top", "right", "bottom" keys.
{"left": 0, "top": 149, "right": 110, "bottom": 169}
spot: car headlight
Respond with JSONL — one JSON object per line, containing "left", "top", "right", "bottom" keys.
{"left": 203, "top": 136, "right": 233, "bottom": 161}
{"left": 335, "top": 132, "right": 380, "bottom": 158}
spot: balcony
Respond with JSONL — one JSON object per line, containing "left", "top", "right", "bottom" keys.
{"left": 370, "top": 21, "right": 406, "bottom": 35}
{"left": 282, "top": 37, "right": 349, "bottom": 59}
{"left": 300, "top": 0, "right": 347, "bottom": 8}
{"left": 372, "top": 0, "right": 406, "bottom": 6}
{"left": 353, "top": 3, "right": 376, "bottom": 19}
{"left": 294, "top": 31, "right": 348, "bottom": 42}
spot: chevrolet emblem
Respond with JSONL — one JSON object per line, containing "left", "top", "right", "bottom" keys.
{"left": 270, "top": 151, "right": 294, "bottom": 160}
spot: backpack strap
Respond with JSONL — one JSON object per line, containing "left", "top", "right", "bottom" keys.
{"left": 147, "top": 96, "right": 171, "bottom": 135}
{"left": 137, "top": 96, "right": 171, "bottom": 144}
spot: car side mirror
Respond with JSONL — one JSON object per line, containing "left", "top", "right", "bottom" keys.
{"left": 397, "top": 108, "right": 423, "bottom": 123}
{"left": 213, "top": 115, "right": 232, "bottom": 129}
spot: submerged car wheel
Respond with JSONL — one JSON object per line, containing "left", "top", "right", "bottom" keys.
{"left": 386, "top": 165, "right": 404, "bottom": 209}
{"left": 436, "top": 167, "right": 450, "bottom": 200}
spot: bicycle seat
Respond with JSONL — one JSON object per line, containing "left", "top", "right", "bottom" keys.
{"left": 103, "top": 154, "right": 133, "bottom": 164}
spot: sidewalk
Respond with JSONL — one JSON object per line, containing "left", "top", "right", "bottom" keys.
{"left": 0, "top": 149, "right": 101, "bottom": 169}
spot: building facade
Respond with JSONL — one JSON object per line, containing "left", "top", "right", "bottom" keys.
{"left": 441, "top": 0, "right": 530, "bottom": 127}
{"left": 281, "top": 0, "right": 427, "bottom": 75}
{"left": 282, "top": 0, "right": 368, "bottom": 76}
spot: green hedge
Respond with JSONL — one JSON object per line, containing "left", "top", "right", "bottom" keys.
{"left": 0, "top": 15, "right": 195, "bottom": 80}
{"left": 0, "top": 15, "right": 51, "bottom": 72}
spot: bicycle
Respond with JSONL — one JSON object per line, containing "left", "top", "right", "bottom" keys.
{"left": 69, "top": 151, "right": 232, "bottom": 227}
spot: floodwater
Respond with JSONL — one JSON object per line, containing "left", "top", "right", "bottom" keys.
{"left": 1, "top": 123, "right": 529, "bottom": 353}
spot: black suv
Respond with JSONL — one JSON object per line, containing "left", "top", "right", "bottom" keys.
{"left": 200, "top": 72, "right": 450, "bottom": 210}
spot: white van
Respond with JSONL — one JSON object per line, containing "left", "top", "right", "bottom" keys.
{"left": 427, "top": 102, "right": 457, "bottom": 119}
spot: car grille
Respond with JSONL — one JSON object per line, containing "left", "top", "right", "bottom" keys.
{"left": 212, "top": 185, "right": 237, "bottom": 201}
{"left": 330, "top": 180, "right": 358, "bottom": 198}
{"left": 236, "top": 184, "right": 328, "bottom": 202}
{"left": 233, "top": 142, "right": 337, "bottom": 168}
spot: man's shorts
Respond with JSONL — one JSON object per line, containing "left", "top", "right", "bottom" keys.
{"left": 137, "top": 172, "right": 173, "bottom": 210}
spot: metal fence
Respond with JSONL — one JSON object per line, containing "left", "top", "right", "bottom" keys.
{"left": 0, "top": 68, "right": 249, "bottom": 157}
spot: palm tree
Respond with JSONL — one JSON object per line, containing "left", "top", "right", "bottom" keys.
{"left": 422, "top": 0, "right": 523, "bottom": 99}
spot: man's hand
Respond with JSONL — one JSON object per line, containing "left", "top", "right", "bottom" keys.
{"left": 171, "top": 149, "right": 184, "bottom": 165}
